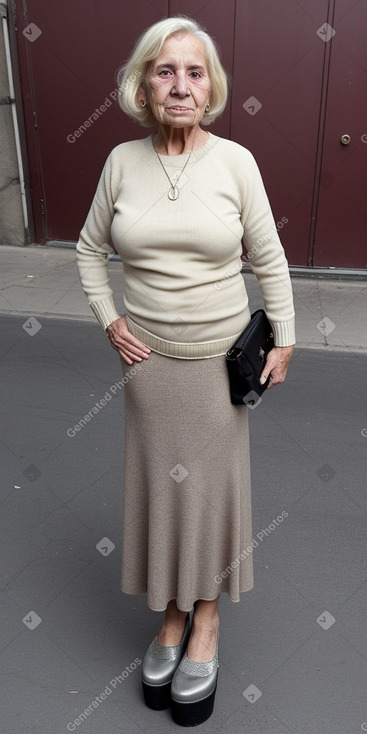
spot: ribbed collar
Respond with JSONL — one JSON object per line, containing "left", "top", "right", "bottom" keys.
{"left": 144, "top": 131, "right": 219, "bottom": 166}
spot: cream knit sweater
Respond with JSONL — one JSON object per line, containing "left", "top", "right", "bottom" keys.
{"left": 76, "top": 132, "right": 295, "bottom": 353}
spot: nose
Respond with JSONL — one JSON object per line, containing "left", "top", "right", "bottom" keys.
{"left": 172, "top": 71, "right": 189, "bottom": 97}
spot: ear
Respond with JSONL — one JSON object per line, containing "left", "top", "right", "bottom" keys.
{"left": 136, "top": 85, "right": 147, "bottom": 106}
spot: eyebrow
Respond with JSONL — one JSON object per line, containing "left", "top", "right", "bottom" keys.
{"left": 155, "top": 63, "right": 206, "bottom": 72}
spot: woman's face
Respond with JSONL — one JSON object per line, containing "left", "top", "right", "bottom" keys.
{"left": 142, "top": 33, "right": 211, "bottom": 128}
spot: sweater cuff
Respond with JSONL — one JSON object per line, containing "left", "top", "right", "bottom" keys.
{"left": 90, "top": 297, "right": 122, "bottom": 330}
{"left": 270, "top": 317, "right": 296, "bottom": 347}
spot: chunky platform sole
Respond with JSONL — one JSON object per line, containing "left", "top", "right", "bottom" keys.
{"left": 171, "top": 682, "right": 218, "bottom": 727}
{"left": 142, "top": 680, "right": 172, "bottom": 710}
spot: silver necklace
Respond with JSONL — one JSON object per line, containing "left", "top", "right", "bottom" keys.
{"left": 154, "top": 146, "right": 193, "bottom": 201}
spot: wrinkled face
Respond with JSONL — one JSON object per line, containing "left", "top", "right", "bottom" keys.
{"left": 142, "top": 32, "right": 211, "bottom": 127}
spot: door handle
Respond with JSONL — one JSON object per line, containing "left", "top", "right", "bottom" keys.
{"left": 340, "top": 134, "right": 351, "bottom": 145}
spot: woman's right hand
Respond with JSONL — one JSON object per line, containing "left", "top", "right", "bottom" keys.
{"left": 106, "top": 316, "right": 151, "bottom": 365}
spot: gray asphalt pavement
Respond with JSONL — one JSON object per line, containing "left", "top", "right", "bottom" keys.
{"left": 1, "top": 313, "right": 367, "bottom": 734}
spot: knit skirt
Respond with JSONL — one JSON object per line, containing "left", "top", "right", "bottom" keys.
{"left": 120, "top": 351, "right": 254, "bottom": 612}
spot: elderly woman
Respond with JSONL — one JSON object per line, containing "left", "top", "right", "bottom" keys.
{"left": 76, "top": 15, "right": 295, "bottom": 727}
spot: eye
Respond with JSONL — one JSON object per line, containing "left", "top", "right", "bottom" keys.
{"left": 190, "top": 71, "right": 201, "bottom": 78}
{"left": 158, "top": 69, "right": 172, "bottom": 77}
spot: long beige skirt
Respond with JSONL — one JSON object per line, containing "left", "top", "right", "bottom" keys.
{"left": 120, "top": 351, "right": 254, "bottom": 612}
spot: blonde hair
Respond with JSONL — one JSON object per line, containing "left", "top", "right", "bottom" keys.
{"left": 116, "top": 16, "right": 229, "bottom": 127}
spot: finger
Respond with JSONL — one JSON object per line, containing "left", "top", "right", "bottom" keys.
{"left": 106, "top": 319, "right": 149, "bottom": 349}
{"left": 110, "top": 332, "right": 151, "bottom": 355}
{"left": 267, "top": 369, "right": 286, "bottom": 387}
{"left": 107, "top": 329, "right": 150, "bottom": 352}
{"left": 110, "top": 343, "right": 145, "bottom": 363}
{"left": 260, "top": 354, "right": 278, "bottom": 385}
{"left": 119, "top": 353, "right": 134, "bottom": 365}
{"left": 260, "top": 371, "right": 272, "bottom": 385}
{"left": 116, "top": 341, "right": 150, "bottom": 360}
{"left": 267, "top": 374, "right": 276, "bottom": 388}
{"left": 121, "top": 341, "right": 152, "bottom": 362}
{"left": 117, "top": 349, "right": 141, "bottom": 365}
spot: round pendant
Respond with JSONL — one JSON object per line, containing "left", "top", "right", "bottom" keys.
{"left": 168, "top": 186, "right": 179, "bottom": 201}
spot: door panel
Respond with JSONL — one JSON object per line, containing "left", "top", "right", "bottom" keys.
{"left": 230, "top": 0, "right": 329, "bottom": 265}
{"left": 16, "top": 0, "right": 168, "bottom": 243}
{"left": 313, "top": 0, "right": 367, "bottom": 267}
{"left": 14, "top": 0, "right": 367, "bottom": 267}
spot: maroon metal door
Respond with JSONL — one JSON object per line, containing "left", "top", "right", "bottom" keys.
{"left": 15, "top": 0, "right": 168, "bottom": 244}
{"left": 12, "top": 0, "right": 367, "bottom": 268}
{"left": 230, "top": 0, "right": 330, "bottom": 267}
{"left": 312, "top": 0, "right": 367, "bottom": 268}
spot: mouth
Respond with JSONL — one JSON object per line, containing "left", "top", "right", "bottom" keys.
{"left": 167, "top": 106, "right": 193, "bottom": 112}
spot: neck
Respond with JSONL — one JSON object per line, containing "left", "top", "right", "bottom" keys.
{"left": 153, "top": 125, "right": 208, "bottom": 155}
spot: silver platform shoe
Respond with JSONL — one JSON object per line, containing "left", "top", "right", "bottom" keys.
{"left": 170, "top": 629, "right": 219, "bottom": 726}
{"left": 142, "top": 612, "right": 192, "bottom": 710}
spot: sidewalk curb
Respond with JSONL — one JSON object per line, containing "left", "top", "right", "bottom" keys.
{"left": 2, "top": 310, "right": 367, "bottom": 355}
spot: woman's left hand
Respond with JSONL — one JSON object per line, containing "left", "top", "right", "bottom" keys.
{"left": 260, "top": 345, "right": 294, "bottom": 389}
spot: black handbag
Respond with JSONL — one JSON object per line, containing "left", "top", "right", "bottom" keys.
{"left": 225, "top": 309, "right": 274, "bottom": 406}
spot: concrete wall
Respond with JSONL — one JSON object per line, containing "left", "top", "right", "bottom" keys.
{"left": 0, "top": 1, "right": 25, "bottom": 245}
